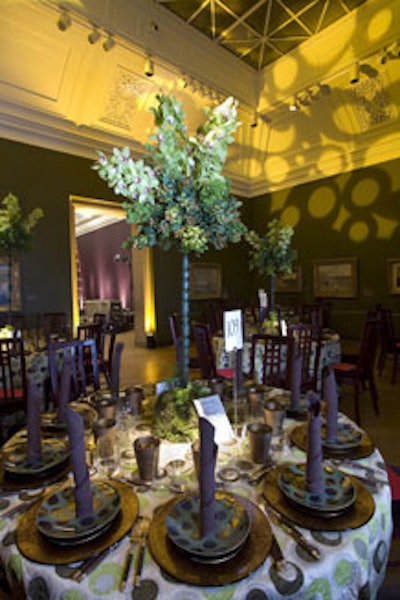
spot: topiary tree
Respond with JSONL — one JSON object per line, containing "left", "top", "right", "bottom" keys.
{"left": 94, "top": 94, "right": 247, "bottom": 386}
{"left": 0, "top": 193, "right": 43, "bottom": 313}
{"left": 246, "top": 219, "right": 295, "bottom": 312}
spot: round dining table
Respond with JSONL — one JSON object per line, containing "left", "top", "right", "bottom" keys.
{"left": 0, "top": 409, "right": 393, "bottom": 600}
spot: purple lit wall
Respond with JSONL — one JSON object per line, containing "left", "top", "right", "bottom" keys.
{"left": 77, "top": 221, "right": 132, "bottom": 309}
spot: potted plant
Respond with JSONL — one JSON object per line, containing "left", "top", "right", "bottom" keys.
{"left": 246, "top": 219, "right": 295, "bottom": 313}
{"left": 0, "top": 193, "right": 43, "bottom": 314}
{"left": 93, "top": 94, "right": 247, "bottom": 388}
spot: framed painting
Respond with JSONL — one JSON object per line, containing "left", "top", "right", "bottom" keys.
{"left": 0, "top": 257, "right": 21, "bottom": 311}
{"left": 387, "top": 259, "right": 400, "bottom": 294}
{"left": 313, "top": 257, "right": 357, "bottom": 298}
{"left": 190, "top": 263, "right": 222, "bottom": 300}
{"left": 276, "top": 266, "right": 302, "bottom": 293}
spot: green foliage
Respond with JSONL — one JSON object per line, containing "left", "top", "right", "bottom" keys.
{"left": 152, "top": 381, "right": 211, "bottom": 442}
{"left": 246, "top": 219, "right": 295, "bottom": 278}
{"left": 93, "top": 94, "right": 247, "bottom": 254}
{"left": 0, "top": 193, "right": 43, "bottom": 256}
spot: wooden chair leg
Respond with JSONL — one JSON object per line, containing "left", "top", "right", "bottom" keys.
{"left": 354, "top": 380, "right": 361, "bottom": 426}
{"left": 369, "top": 375, "right": 380, "bottom": 416}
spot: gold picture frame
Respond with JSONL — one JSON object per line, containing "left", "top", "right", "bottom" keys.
{"left": 387, "top": 259, "right": 400, "bottom": 294}
{"left": 190, "top": 263, "right": 222, "bottom": 300}
{"left": 276, "top": 265, "right": 302, "bottom": 293}
{"left": 0, "top": 257, "right": 21, "bottom": 312}
{"left": 313, "top": 257, "right": 357, "bottom": 298}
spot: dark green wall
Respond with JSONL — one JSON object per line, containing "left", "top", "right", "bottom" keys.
{"left": 1, "top": 138, "right": 399, "bottom": 343}
{"left": 244, "top": 158, "right": 400, "bottom": 338}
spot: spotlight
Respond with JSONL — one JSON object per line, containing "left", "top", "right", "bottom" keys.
{"left": 289, "top": 97, "right": 300, "bottom": 112}
{"left": 388, "top": 40, "right": 400, "bottom": 58}
{"left": 250, "top": 112, "right": 258, "bottom": 128}
{"left": 103, "top": 34, "right": 115, "bottom": 52}
{"left": 88, "top": 26, "right": 101, "bottom": 45}
{"left": 57, "top": 10, "right": 71, "bottom": 32}
{"left": 298, "top": 91, "right": 311, "bottom": 106}
{"left": 349, "top": 62, "right": 360, "bottom": 84}
{"left": 144, "top": 56, "right": 154, "bottom": 77}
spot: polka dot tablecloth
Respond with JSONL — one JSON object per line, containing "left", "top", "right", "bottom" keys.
{"left": 0, "top": 417, "right": 393, "bottom": 600}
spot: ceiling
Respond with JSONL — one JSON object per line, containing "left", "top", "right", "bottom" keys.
{"left": 75, "top": 207, "right": 125, "bottom": 237}
{"left": 158, "top": 0, "right": 367, "bottom": 70}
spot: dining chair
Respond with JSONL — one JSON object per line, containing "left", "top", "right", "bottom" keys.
{"left": 332, "top": 318, "right": 380, "bottom": 426}
{"left": 300, "top": 303, "right": 324, "bottom": 340}
{"left": 99, "top": 331, "right": 116, "bottom": 388}
{"left": 0, "top": 338, "right": 28, "bottom": 441}
{"left": 287, "top": 323, "right": 320, "bottom": 392}
{"left": 47, "top": 338, "right": 100, "bottom": 409}
{"left": 376, "top": 306, "right": 400, "bottom": 384}
{"left": 77, "top": 323, "right": 104, "bottom": 360}
{"left": 192, "top": 322, "right": 235, "bottom": 380}
{"left": 43, "top": 312, "right": 71, "bottom": 345}
{"left": 249, "top": 333, "right": 291, "bottom": 387}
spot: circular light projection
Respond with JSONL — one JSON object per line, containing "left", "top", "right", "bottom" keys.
{"left": 281, "top": 205, "right": 300, "bottom": 227}
{"left": 349, "top": 221, "right": 369, "bottom": 242}
{"left": 333, "top": 104, "right": 364, "bottom": 135}
{"left": 268, "top": 125, "right": 296, "bottom": 153}
{"left": 265, "top": 156, "right": 289, "bottom": 184}
{"left": 272, "top": 55, "right": 299, "bottom": 91}
{"left": 367, "top": 9, "right": 393, "bottom": 42}
{"left": 308, "top": 186, "right": 337, "bottom": 218}
{"left": 352, "top": 178, "right": 380, "bottom": 207}
{"left": 317, "top": 149, "right": 345, "bottom": 178}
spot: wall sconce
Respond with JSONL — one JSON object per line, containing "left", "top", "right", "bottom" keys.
{"left": 144, "top": 56, "right": 154, "bottom": 77}
{"left": 57, "top": 10, "right": 71, "bottom": 32}
{"left": 103, "top": 33, "right": 115, "bottom": 52}
{"left": 88, "top": 26, "right": 101, "bottom": 45}
{"left": 349, "top": 62, "right": 360, "bottom": 84}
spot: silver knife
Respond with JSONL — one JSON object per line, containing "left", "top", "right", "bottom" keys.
{"left": 72, "top": 540, "right": 120, "bottom": 582}
{"left": 119, "top": 517, "right": 143, "bottom": 591}
{"left": 133, "top": 516, "right": 150, "bottom": 588}
{"left": 273, "top": 511, "right": 321, "bottom": 560}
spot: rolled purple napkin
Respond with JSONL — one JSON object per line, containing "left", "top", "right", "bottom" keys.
{"left": 199, "top": 417, "right": 217, "bottom": 537}
{"left": 306, "top": 392, "right": 324, "bottom": 495}
{"left": 57, "top": 356, "right": 72, "bottom": 423}
{"left": 111, "top": 342, "right": 124, "bottom": 399}
{"left": 323, "top": 366, "right": 338, "bottom": 443}
{"left": 235, "top": 348, "right": 244, "bottom": 393}
{"left": 65, "top": 406, "right": 94, "bottom": 519}
{"left": 26, "top": 378, "right": 42, "bottom": 467}
{"left": 290, "top": 345, "right": 303, "bottom": 410}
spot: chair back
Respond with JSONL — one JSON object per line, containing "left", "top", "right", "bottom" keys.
{"left": 0, "top": 338, "right": 27, "bottom": 411}
{"left": 77, "top": 323, "right": 104, "bottom": 360}
{"left": 358, "top": 318, "right": 380, "bottom": 374}
{"left": 43, "top": 312, "right": 70, "bottom": 344}
{"left": 287, "top": 323, "right": 316, "bottom": 390}
{"left": 192, "top": 323, "right": 217, "bottom": 379}
{"left": 48, "top": 338, "right": 99, "bottom": 407}
{"left": 110, "top": 341, "right": 124, "bottom": 397}
{"left": 300, "top": 303, "right": 324, "bottom": 339}
{"left": 249, "top": 333, "right": 290, "bottom": 387}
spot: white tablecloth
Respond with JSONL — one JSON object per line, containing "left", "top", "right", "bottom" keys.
{"left": 0, "top": 410, "right": 393, "bottom": 600}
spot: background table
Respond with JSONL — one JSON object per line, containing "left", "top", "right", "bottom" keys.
{"left": 213, "top": 331, "right": 341, "bottom": 389}
{"left": 0, "top": 412, "right": 392, "bottom": 599}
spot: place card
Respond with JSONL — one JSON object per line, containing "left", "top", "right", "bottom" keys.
{"left": 194, "top": 395, "right": 235, "bottom": 445}
{"left": 223, "top": 309, "right": 243, "bottom": 353}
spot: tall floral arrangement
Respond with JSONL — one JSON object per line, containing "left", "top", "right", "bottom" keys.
{"left": 246, "top": 219, "right": 294, "bottom": 312}
{"left": 0, "top": 193, "right": 43, "bottom": 312}
{"left": 94, "top": 94, "right": 246, "bottom": 385}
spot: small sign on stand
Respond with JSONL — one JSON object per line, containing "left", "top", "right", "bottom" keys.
{"left": 223, "top": 309, "right": 243, "bottom": 436}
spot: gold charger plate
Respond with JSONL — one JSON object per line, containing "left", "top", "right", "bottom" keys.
{"left": 0, "top": 458, "right": 71, "bottom": 492}
{"left": 148, "top": 493, "right": 272, "bottom": 587}
{"left": 290, "top": 423, "right": 374, "bottom": 459}
{"left": 263, "top": 467, "right": 375, "bottom": 531}
{"left": 16, "top": 480, "right": 139, "bottom": 564}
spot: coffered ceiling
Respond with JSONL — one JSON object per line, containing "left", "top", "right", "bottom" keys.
{"left": 158, "top": 0, "right": 367, "bottom": 69}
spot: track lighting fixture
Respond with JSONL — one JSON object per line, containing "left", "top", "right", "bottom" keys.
{"left": 103, "top": 34, "right": 115, "bottom": 52}
{"left": 289, "top": 97, "right": 300, "bottom": 112}
{"left": 349, "top": 62, "right": 360, "bottom": 84}
{"left": 88, "top": 26, "right": 101, "bottom": 45}
{"left": 144, "top": 56, "right": 154, "bottom": 77}
{"left": 250, "top": 112, "right": 258, "bottom": 128}
{"left": 57, "top": 10, "right": 71, "bottom": 32}
{"left": 380, "top": 41, "right": 400, "bottom": 64}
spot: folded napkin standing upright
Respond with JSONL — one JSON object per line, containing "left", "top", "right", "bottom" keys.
{"left": 57, "top": 356, "right": 72, "bottom": 423}
{"left": 290, "top": 345, "right": 303, "bottom": 411}
{"left": 26, "top": 378, "right": 42, "bottom": 467}
{"left": 199, "top": 417, "right": 217, "bottom": 537}
{"left": 65, "top": 406, "right": 94, "bottom": 520}
{"left": 323, "top": 366, "right": 338, "bottom": 443}
{"left": 306, "top": 392, "right": 324, "bottom": 495}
